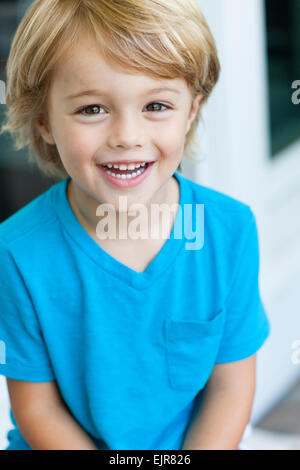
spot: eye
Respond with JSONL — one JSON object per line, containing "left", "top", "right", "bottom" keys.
{"left": 146, "top": 102, "right": 170, "bottom": 112}
{"left": 77, "top": 105, "right": 105, "bottom": 116}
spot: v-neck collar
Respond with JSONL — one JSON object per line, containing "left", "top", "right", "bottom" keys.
{"left": 52, "top": 171, "right": 191, "bottom": 290}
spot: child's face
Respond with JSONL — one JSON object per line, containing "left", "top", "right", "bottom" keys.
{"left": 37, "top": 35, "right": 202, "bottom": 215}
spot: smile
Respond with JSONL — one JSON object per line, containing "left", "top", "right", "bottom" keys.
{"left": 97, "top": 161, "right": 155, "bottom": 188}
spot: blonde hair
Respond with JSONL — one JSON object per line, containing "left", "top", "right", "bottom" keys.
{"left": 0, "top": 0, "right": 220, "bottom": 180}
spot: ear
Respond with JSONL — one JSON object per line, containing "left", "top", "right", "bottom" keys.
{"left": 35, "top": 113, "right": 56, "bottom": 145}
{"left": 185, "top": 94, "right": 203, "bottom": 135}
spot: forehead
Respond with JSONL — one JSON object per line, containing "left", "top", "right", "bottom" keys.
{"left": 49, "top": 36, "right": 189, "bottom": 98}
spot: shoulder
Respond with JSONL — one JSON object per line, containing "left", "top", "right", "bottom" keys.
{"left": 178, "top": 172, "right": 255, "bottom": 232}
{"left": 0, "top": 179, "right": 66, "bottom": 255}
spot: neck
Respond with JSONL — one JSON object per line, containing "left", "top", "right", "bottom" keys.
{"left": 67, "top": 176, "right": 179, "bottom": 244}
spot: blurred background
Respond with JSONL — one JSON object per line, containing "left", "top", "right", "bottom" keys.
{"left": 0, "top": 0, "right": 300, "bottom": 450}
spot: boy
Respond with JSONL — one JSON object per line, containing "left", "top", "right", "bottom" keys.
{"left": 0, "top": 0, "right": 270, "bottom": 450}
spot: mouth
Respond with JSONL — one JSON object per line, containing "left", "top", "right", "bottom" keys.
{"left": 101, "top": 161, "right": 152, "bottom": 175}
{"left": 97, "top": 161, "right": 155, "bottom": 188}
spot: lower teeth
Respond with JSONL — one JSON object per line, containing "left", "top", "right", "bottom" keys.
{"left": 103, "top": 165, "right": 147, "bottom": 179}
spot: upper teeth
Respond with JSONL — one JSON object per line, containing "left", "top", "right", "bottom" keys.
{"left": 103, "top": 162, "right": 147, "bottom": 170}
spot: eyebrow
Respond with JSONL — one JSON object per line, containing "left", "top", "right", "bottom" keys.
{"left": 66, "top": 86, "right": 181, "bottom": 100}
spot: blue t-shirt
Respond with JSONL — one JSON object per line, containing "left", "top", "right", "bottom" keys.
{"left": 0, "top": 171, "right": 270, "bottom": 450}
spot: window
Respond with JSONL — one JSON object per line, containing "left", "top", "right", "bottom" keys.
{"left": 0, "top": 0, "right": 33, "bottom": 166}
{"left": 265, "top": 0, "right": 300, "bottom": 157}
{"left": 0, "top": 1, "right": 55, "bottom": 222}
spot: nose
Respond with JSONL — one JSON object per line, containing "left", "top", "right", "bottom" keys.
{"left": 107, "top": 113, "right": 146, "bottom": 149}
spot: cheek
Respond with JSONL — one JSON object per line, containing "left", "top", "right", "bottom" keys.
{"left": 157, "top": 122, "right": 186, "bottom": 156}
{"left": 54, "top": 122, "right": 98, "bottom": 165}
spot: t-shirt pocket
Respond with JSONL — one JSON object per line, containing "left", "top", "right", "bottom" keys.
{"left": 164, "top": 309, "right": 225, "bottom": 391}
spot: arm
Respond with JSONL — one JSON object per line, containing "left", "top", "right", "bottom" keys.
{"left": 6, "top": 378, "right": 98, "bottom": 450}
{"left": 181, "top": 354, "right": 256, "bottom": 450}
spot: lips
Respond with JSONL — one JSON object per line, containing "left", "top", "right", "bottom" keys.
{"left": 102, "top": 162, "right": 150, "bottom": 175}
{"left": 100, "top": 160, "right": 154, "bottom": 166}
{"left": 97, "top": 161, "right": 155, "bottom": 188}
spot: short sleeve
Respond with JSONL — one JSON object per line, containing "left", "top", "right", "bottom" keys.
{"left": 0, "top": 243, "right": 55, "bottom": 381}
{"left": 215, "top": 210, "right": 271, "bottom": 363}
